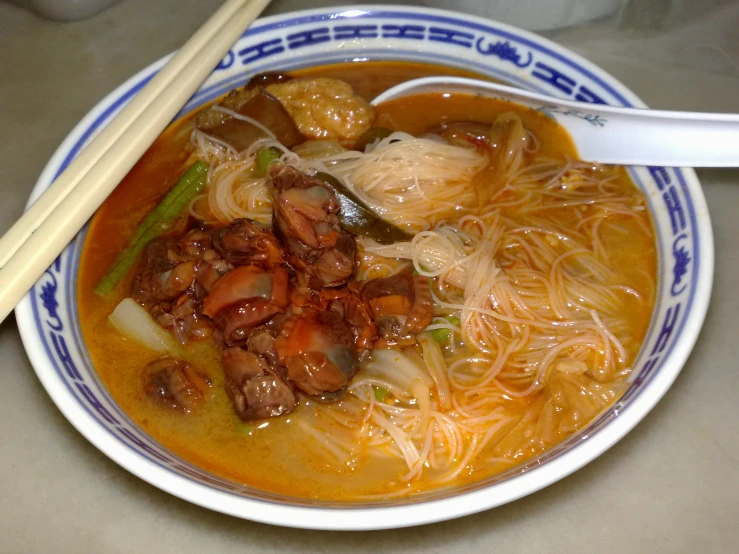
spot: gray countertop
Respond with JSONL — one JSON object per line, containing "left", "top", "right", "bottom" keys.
{"left": 1, "top": 0, "right": 738, "bottom": 552}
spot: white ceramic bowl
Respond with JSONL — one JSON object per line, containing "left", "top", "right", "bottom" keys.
{"left": 15, "top": 5, "right": 713, "bottom": 530}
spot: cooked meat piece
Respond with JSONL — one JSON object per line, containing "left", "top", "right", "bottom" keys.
{"left": 246, "top": 324, "right": 281, "bottom": 367}
{"left": 143, "top": 238, "right": 177, "bottom": 270}
{"left": 131, "top": 229, "right": 231, "bottom": 343}
{"left": 196, "top": 86, "right": 303, "bottom": 150}
{"left": 203, "top": 265, "right": 290, "bottom": 345}
{"left": 288, "top": 285, "right": 321, "bottom": 313}
{"left": 222, "top": 346, "right": 296, "bottom": 420}
{"left": 358, "top": 272, "right": 434, "bottom": 347}
{"left": 246, "top": 325, "right": 276, "bottom": 355}
{"left": 269, "top": 164, "right": 356, "bottom": 288}
{"left": 144, "top": 358, "right": 211, "bottom": 413}
{"left": 195, "top": 248, "right": 233, "bottom": 294}
{"left": 274, "top": 307, "right": 358, "bottom": 396}
{"left": 215, "top": 300, "right": 286, "bottom": 346}
{"left": 131, "top": 240, "right": 179, "bottom": 305}
{"left": 176, "top": 229, "right": 213, "bottom": 259}
{"left": 266, "top": 78, "right": 374, "bottom": 141}
{"left": 132, "top": 261, "right": 190, "bottom": 306}
{"left": 166, "top": 261, "right": 196, "bottom": 295}
{"left": 132, "top": 231, "right": 225, "bottom": 307}
{"left": 319, "top": 288, "right": 377, "bottom": 351}
{"left": 361, "top": 274, "right": 413, "bottom": 317}
{"left": 195, "top": 259, "right": 223, "bottom": 294}
{"left": 212, "top": 218, "right": 284, "bottom": 267}
{"left": 166, "top": 228, "right": 234, "bottom": 295}
{"left": 202, "top": 265, "right": 289, "bottom": 318}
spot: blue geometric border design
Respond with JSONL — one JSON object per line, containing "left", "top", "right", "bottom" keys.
{"left": 24, "top": 7, "right": 703, "bottom": 509}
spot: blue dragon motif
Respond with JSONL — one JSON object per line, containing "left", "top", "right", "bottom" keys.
{"left": 671, "top": 233, "right": 691, "bottom": 296}
{"left": 475, "top": 38, "right": 533, "bottom": 68}
{"left": 215, "top": 50, "right": 235, "bottom": 71}
{"left": 39, "top": 257, "right": 63, "bottom": 331}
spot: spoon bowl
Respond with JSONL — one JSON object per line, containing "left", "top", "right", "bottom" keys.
{"left": 372, "top": 76, "right": 739, "bottom": 167}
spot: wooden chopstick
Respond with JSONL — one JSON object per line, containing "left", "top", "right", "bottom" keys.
{"left": 0, "top": 0, "right": 272, "bottom": 323}
{"left": 0, "top": 0, "right": 267, "bottom": 268}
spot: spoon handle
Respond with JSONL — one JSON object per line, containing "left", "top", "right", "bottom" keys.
{"left": 373, "top": 77, "right": 739, "bottom": 168}
{"left": 567, "top": 104, "right": 739, "bottom": 168}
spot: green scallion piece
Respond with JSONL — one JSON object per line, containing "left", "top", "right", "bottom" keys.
{"left": 430, "top": 327, "right": 450, "bottom": 343}
{"left": 237, "top": 422, "right": 254, "bottom": 435}
{"left": 431, "top": 314, "right": 461, "bottom": 344}
{"left": 374, "top": 387, "right": 389, "bottom": 402}
{"left": 255, "top": 146, "right": 281, "bottom": 176}
{"left": 94, "top": 160, "right": 208, "bottom": 296}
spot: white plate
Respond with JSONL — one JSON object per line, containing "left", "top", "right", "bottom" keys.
{"left": 15, "top": 5, "right": 713, "bottom": 530}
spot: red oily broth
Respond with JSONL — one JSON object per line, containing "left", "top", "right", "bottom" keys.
{"left": 77, "top": 61, "right": 654, "bottom": 500}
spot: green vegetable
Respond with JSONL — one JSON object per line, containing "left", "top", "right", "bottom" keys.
{"left": 353, "top": 127, "right": 393, "bottom": 152}
{"left": 255, "top": 146, "right": 282, "bottom": 176}
{"left": 374, "top": 386, "right": 389, "bottom": 402}
{"left": 431, "top": 315, "right": 461, "bottom": 344}
{"left": 237, "top": 422, "right": 254, "bottom": 435}
{"left": 430, "top": 328, "right": 450, "bottom": 343}
{"left": 315, "top": 172, "right": 411, "bottom": 245}
{"left": 95, "top": 160, "right": 208, "bottom": 296}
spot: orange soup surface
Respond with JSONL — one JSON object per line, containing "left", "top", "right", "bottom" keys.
{"left": 78, "top": 61, "right": 655, "bottom": 500}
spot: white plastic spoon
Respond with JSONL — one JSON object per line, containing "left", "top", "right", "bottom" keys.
{"left": 372, "top": 76, "right": 739, "bottom": 167}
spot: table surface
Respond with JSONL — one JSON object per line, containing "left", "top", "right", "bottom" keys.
{"left": 1, "top": 0, "right": 738, "bottom": 552}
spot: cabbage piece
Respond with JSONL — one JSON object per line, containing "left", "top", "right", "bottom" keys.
{"left": 109, "top": 298, "right": 176, "bottom": 354}
{"left": 361, "top": 348, "right": 433, "bottom": 393}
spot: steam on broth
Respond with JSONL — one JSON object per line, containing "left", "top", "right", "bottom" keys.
{"left": 78, "top": 61, "right": 655, "bottom": 500}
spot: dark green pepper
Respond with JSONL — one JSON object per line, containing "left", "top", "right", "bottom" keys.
{"left": 353, "top": 127, "right": 394, "bottom": 152}
{"left": 315, "top": 172, "right": 411, "bottom": 245}
{"left": 255, "top": 146, "right": 282, "bottom": 176}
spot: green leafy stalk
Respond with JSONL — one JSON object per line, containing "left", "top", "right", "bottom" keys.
{"left": 95, "top": 160, "right": 208, "bottom": 296}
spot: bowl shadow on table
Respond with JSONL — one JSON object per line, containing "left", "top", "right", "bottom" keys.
{"left": 6, "top": 296, "right": 713, "bottom": 550}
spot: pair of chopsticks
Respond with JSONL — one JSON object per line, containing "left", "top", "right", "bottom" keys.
{"left": 0, "top": 0, "right": 272, "bottom": 323}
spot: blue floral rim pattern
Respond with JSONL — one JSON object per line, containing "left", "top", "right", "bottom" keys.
{"left": 21, "top": 7, "right": 707, "bottom": 514}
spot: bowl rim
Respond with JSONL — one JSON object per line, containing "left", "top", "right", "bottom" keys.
{"left": 14, "top": 4, "right": 714, "bottom": 530}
